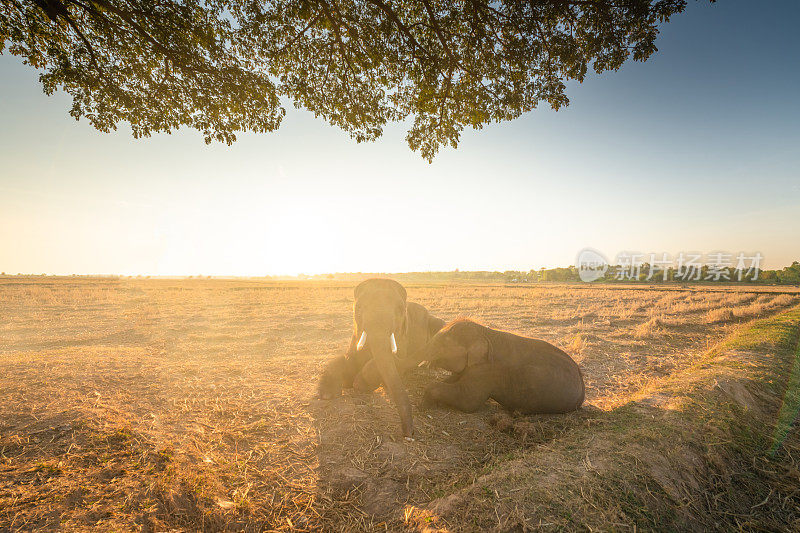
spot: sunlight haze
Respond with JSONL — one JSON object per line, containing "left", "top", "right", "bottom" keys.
{"left": 1, "top": 0, "right": 798, "bottom": 276}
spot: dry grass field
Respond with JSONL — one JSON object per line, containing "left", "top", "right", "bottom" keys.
{"left": 1, "top": 278, "right": 800, "bottom": 531}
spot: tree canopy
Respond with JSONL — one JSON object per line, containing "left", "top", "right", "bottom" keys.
{"left": 1, "top": 1, "right": 710, "bottom": 160}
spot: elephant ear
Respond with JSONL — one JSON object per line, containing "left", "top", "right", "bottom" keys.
{"left": 466, "top": 337, "right": 490, "bottom": 366}
{"left": 354, "top": 278, "right": 407, "bottom": 302}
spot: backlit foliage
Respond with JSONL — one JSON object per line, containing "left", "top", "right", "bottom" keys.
{"left": 1, "top": 1, "right": 708, "bottom": 159}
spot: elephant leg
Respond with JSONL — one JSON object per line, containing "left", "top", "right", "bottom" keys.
{"left": 353, "top": 359, "right": 382, "bottom": 392}
{"left": 318, "top": 356, "right": 348, "bottom": 399}
{"left": 422, "top": 366, "right": 493, "bottom": 413}
{"left": 318, "top": 350, "right": 370, "bottom": 399}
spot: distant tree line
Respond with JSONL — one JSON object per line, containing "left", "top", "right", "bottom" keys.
{"left": 304, "top": 261, "right": 800, "bottom": 285}
{"left": 3, "top": 262, "right": 798, "bottom": 284}
{"left": 757, "top": 262, "right": 800, "bottom": 284}
{"left": 526, "top": 261, "right": 800, "bottom": 284}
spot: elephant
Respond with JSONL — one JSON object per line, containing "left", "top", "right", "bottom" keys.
{"left": 317, "top": 278, "right": 445, "bottom": 437}
{"left": 422, "top": 319, "right": 585, "bottom": 415}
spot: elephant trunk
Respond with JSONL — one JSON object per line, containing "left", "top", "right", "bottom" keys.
{"left": 367, "top": 328, "right": 413, "bottom": 437}
{"left": 421, "top": 335, "right": 440, "bottom": 368}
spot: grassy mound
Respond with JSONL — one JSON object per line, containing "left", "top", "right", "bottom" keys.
{"left": 406, "top": 305, "right": 800, "bottom": 531}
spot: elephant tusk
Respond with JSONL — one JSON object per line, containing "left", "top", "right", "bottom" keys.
{"left": 390, "top": 333, "right": 398, "bottom": 354}
{"left": 357, "top": 331, "right": 367, "bottom": 351}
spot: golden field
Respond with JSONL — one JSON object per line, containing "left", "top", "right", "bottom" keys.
{"left": 1, "top": 278, "right": 799, "bottom": 531}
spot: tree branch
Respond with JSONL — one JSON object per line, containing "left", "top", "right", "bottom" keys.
{"left": 273, "top": 12, "right": 322, "bottom": 56}
{"left": 364, "top": 0, "right": 429, "bottom": 59}
{"left": 316, "top": 0, "right": 358, "bottom": 82}
{"left": 87, "top": 0, "right": 215, "bottom": 75}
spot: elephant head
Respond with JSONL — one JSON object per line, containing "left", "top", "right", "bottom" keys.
{"left": 425, "top": 319, "right": 490, "bottom": 374}
{"left": 352, "top": 278, "right": 414, "bottom": 437}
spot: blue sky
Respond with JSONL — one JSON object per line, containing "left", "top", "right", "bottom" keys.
{"left": 1, "top": 0, "right": 798, "bottom": 275}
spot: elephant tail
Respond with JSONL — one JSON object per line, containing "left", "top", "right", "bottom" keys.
{"left": 575, "top": 365, "right": 586, "bottom": 410}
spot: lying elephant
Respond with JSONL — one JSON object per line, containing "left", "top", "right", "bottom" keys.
{"left": 422, "top": 319, "right": 585, "bottom": 414}
{"left": 317, "top": 278, "right": 445, "bottom": 437}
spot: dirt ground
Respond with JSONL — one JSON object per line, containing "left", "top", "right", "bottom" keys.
{"left": 1, "top": 278, "right": 798, "bottom": 531}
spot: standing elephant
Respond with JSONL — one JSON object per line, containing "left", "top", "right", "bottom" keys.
{"left": 317, "top": 278, "right": 444, "bottom": 437}
{"left": 422, "top": 319, "right": 585, "bottom": 415}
